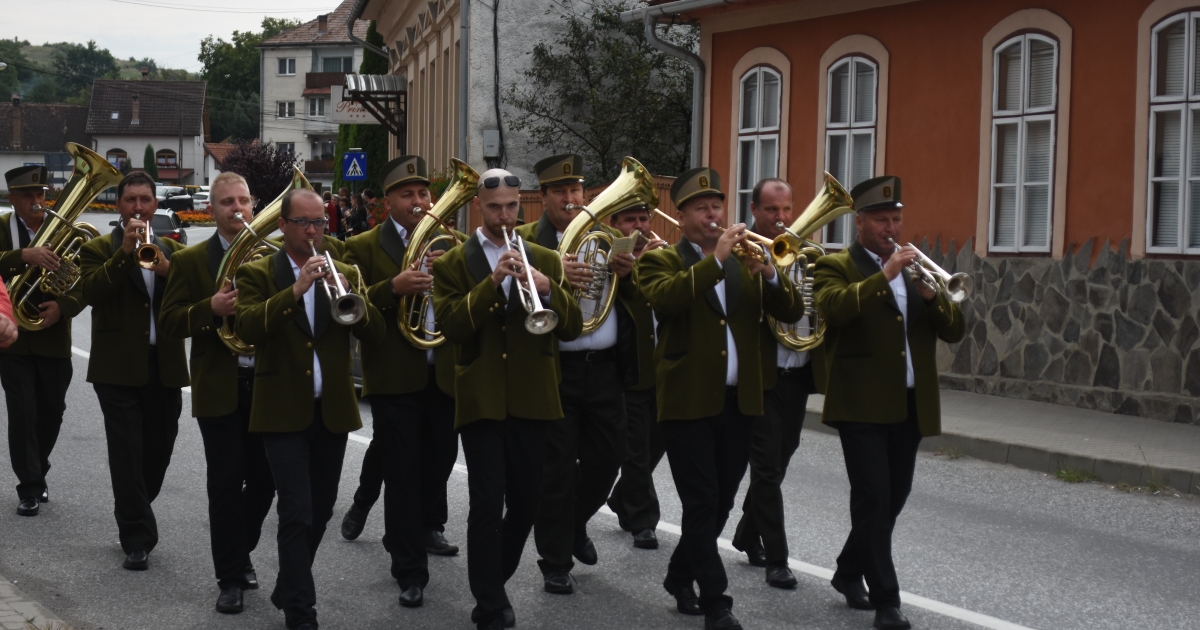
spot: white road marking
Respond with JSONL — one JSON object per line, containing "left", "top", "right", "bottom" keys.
{"left": 344, "top": 433, "right": 1038, "bottom": 630}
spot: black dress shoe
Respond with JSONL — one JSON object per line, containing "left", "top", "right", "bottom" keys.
{"left": 243, "top": 565, "right": 259, "bottom": 589}
{"left": 38, "top": 489, "right": 49, "bottom": 503}
{"left": 830, "top": 573, "right": 873, "bottom": 610}
{"left": 477, "top": 618, "right": 504, "bottom": 630}
{"left": 874, "top": 606, "right": 911, "bottom": 630}
{"left": 123, "top": 550, "right": 149, "bottom": 571}
{"left": 632, "top": 528, "right": 658, "bottom": 549}
{"left": 340, "top": 502, "right": 369, "bottom": 540}
{"left": 16, "top": 499, "right": 38, "bottom": 516}
{"left": 572, "top": 536, "right": 598, "bottom": 565}
{"left": 426, "top": 530, "right": 460, "bottom": 556}
{"left": 705, "top": 607, "right": 743, "bottom": 630}
{"left": 735, "top": 538, "right": 767, "bottom": 567}
{"left": 216, "top": 585, "right": 244, "bottom": 614}
{"left": 662, "top": 579, "right": 702, "bottom": 616}
{"left": 502, "top": 606, "right": 515, "bottom": 628}
{"left": 543, "top": 569, "right": 574, "bottom": 594}
{"left": 765, "top": 563, "right": 798, "bottom": 589}
{"left": 398, "top": 584, "right": 424, "bottom": 608}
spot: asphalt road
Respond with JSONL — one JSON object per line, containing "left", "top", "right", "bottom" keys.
{"left": 1, "top": 221, "right": 1198, "bottom": 630}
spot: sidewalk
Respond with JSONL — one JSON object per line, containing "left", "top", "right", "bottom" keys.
{"left": 0, "top": 574, "right": 62, "bottom": 630}
{"left": 806, "top": 389, "right": 1200, "bottom": 495}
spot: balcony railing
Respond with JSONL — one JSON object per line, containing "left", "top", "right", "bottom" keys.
{"left": 306, "top": 72, "right": 344, "bottom": 90}
{"left": 305, "top": 159, "right": 334, "bottom": 174}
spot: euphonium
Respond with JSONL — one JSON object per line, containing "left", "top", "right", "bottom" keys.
{"left": 768, "top": 172, "right": 856, "bottom": 352}
{"left": 216, "top": 168, "right": 313, "bottom": 354}
{"left": 398, "top": 157, "right": 478, "bottom": 350}
{"left": 10, "top": 143, "right": 114, "bottom": 330}
{"left": 559, "top": 156, "right": 659, "bottom": 334}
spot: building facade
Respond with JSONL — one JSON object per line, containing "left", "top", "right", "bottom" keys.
{"left": 259, "top": 0, "right": 367, "bottom": 192}
{"left": 0, "top": 99, "right": 90, "bottom": 194}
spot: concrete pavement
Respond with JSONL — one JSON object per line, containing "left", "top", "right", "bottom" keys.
{"left": 0, "top": 573, "right": 61, "bottom": 630}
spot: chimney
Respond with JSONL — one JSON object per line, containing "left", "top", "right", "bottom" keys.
{"left": 11, "top": 95, "right": 20, "bottom": 151}
{"left": 317, "top": 14, "right": 328, "bottom": 34}
{"left": 131, "top": 94, "right": 140, "bottom": 125}
{"left": 141, "top": 67, "right": 150, "bottom": 80}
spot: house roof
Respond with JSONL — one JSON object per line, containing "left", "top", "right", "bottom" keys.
{"left": 204, "top": 141, "right": 238, "bottom": 167}
{"left": 260, "top": 0, "right": 369, "bottom": 48}
{"left": 86, "top": 79, "right": 207, "bottom": 137}
{"left": 0, "top": 103, "right": 90, "bottom": 153}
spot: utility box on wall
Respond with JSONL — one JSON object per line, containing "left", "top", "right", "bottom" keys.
{"left": 482, "top": 130, "right": 500, "bottom": 158}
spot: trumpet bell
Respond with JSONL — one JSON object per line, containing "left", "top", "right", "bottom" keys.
{"left": 945, "top": 272, "right": 974, "bottom": 303}
{"left": 333, "top": 293, "right": 367, "bottom": 326}
{"left": 525, "top": 309, "right": 559, "bottom": 335}
{"left": 137, "top": 243, "right": 162, "bottom": 270}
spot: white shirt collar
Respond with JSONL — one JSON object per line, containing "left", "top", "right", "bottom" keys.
{"left": 390, "top": 216, "right": 409, "bottom": 243}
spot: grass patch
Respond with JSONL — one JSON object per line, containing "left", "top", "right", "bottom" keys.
{"left": 1115, "top": 483, "right": 1135, "bottom": 493}
{"left": 1055, "top": 468, "right": 1099, "bottom": 483}
{"left": 935, "top": 446, "right": 965, "bottom": 460}
{"left": 1145, "top": 477, "right": 1174, "bottom": 493}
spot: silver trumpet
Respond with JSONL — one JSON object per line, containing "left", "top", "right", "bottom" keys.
{"left": 308, "top": 239, "right": 367, "bottom": 325}
{"left": 133, "top": 213, "right": 162, "bottom": 270}
{"left": 887, "top": 238, "right": 973, "bottom": 303}
{"left": 501, "top": 226, "right": 559, "bottom": 335}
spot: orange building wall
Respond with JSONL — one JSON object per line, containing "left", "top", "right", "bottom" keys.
{"left": 707, "top": 0, "right": 1150, "bottom": 254}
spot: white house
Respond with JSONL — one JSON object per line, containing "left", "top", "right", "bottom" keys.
{"left": 0, "top": 98, "right": 90, "bottom": 194}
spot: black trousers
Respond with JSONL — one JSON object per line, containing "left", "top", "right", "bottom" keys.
{"left": 607, "top": 386, "right": 665, "bottom": 532}
{"left": 831, "top": 389, "right": 922, "bottom": 609}
{"left": 460, "top": 417, "right": 546, "bottom": 627}
{"left": 662, "top": 389, "right": 754, "bottom": 613}
{"left": 0, "top": 354, "right": 72, "bottom": 502}
{"left": 733, "top": 366, "right": 810, "bottom": 564}
{"left": 534, "top": 351, "right": 626, "bottom": 572}
{"left": 369, "top": 370, "right": 458, "bottom": 589}
{"left": 196, "top": 373, "right": 276, "bottom": 589}
{"left": 93, "top": 354, "right": 182, "bottom": 554}
{"left": 262, "top": 408, "right": 348, "bottom": 629}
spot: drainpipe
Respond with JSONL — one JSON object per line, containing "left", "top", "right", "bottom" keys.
{"left": 459, "top": 0, "right": 469, "bottom": 162}
{"left": 621, "top": 0, "right": 740, "bottom": 168}
{"left": 347, "top": 0, "right": 389, "bottom": 59}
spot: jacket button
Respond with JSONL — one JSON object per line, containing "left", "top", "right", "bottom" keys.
{"left": 645, "top": 302, "right": 651, "bottom": 307}
{"left": 489, "top": 307, "right": 495, "bottom": 313}
{"left": 306, "top": 370, "right": 312, "bottom": 376}
{"left": 494, "top": 303, "right": 500, "bottom": 308}
{"left": 649, "top": 334, "right": 654, "bottom": 339}
{"left": 501, "top": 326, "right": 506, "bottom": 332}
{"left": 900, "top": 350, "right": 906, "bottom": 357}
{"left": 719, "top": 319, "right": 726, "bottom": 326}
{"left": 720, "top": 350, "right": 727, "bottom": 357}
{"left": 501, "top": 353, "right": 507, "bottom": 360}
{"left": 145, "top": 331, "right": 149, "bottom": 336}
{"left": 897, "top": 316, "right": 902, "bottom": 322}
{"left": 939, "top": 306, "right": 945, "bottom": 313}
{"left": 144, "top": 303, "right": 149, "bottom": 308}
{"left": 306, "top": 342, "right": 312, "bottom": 348}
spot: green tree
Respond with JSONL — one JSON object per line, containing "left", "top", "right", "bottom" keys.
{"left": 52, "top": 40, "right": 119, "bottom": 95}
{"left": 334, "top": 21, "right": 389, "bottom": 195}
{"left": 199, "top": 17, "right": 300, "bottom": 141}
{"left": 0, "top": 39, "right": 35, "bottom": 99}
{"left": 505, "top": 0, "right": 696, "bottom": 184}
{"left": 143, "top": 144, "right": 159, "bottom": 182}
{"left": 27, "top": 78, "right": 59, "bottom": 103}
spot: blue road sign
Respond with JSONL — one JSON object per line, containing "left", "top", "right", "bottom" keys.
{"left": 342, "top": 152, "right": 367, "bottom": 181}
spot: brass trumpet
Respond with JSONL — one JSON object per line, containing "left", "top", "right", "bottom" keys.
{"left": 887, "top": 238, "right": 973, "bottom": 303}
{"left": 501, "top": 226, "right": 559, "bottom": 335}
{"left": 647, "top": 208, "right": 772, "bottom": 262}
{"left": 308, "top": 239, "right": 367, "bottom": 325}
{"left": 133, "top": 213, "right": 162, "bottom": 270}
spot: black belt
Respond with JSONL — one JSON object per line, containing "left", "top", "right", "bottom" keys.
{"left": 560, "top": 347, "right": 617, "bottom": 363}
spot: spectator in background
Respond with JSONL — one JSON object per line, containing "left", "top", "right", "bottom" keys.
{"left": 0, "top": 279, "right": 16, "bottom": 349}
{"left": 362, "top": 189, "right": 380, "bottom": 229}
{"left": 346, "top": 194, "right": 369, "bottom": 237}
{"left": 323, "top": 191, "right": 341, "bottom": 239}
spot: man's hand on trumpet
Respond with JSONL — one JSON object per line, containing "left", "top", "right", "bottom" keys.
{"left": 715, "top": 222, "right": 749, "bottom": 264}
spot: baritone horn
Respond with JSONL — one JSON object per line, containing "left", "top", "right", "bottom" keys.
{"left": 502, "top": 226, "right": 559, "bottom": 335}
{"left": 887, "top": 238, "right": 973, "bottom": 303}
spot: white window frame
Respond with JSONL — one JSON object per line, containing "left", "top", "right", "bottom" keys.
{"left": 988, "top": 33, "right": 1058, "bottom": 254}
{"left": 1146, "top": 13, "right": 1200, "bottom": 254}
{"left": 735, "top": 66, "right": 782, "bottom": 223}
{"left": 277, "top": 58, "right": 296, "bottom": 76}
{"left": 277, "top": 101, "right": 295, "bottom": 119}
{"left": 823, "top": 56, "right": 878, "bottom": 248}
{"left": 308, "top": 97, "right": 325, "bottom": 117}
{"left": 277, "top": 142, "right": 295, "bottom": 155}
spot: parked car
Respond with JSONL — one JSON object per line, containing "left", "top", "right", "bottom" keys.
{"left": 192, "top": 192, "right": 210, "bottom": 212}
{"left": 156, "top": 185, "right": 193, "bottom": 211}
{"left": 152, "top": 209, "right": 190, "bottom": 245}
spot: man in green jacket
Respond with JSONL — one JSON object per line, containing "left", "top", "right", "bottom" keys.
{"left": 160, "top": 172, "right": 276, "bottom": 614}
{"left": 432, "top": 168, "right": 582, "bottom": 630}
{"left": 639, "top": 168, "right": 804, "bottom": 630}
{"left": 814, "top": 175, "right": 966, "bottom": 630}
{"left": 79, "top": 171, "right": 188, "bottom": 571}
{"left": 233, "top": 187, "right": 383, "bottom": 630}
{"left": 0, "top": 165, "right": 85, "bottom": 517}
{"left": 341, "top": 155, "right": 462, "bottom": 608}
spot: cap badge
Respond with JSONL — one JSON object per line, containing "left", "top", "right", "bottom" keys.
{"left": 882, "top": 185, "right": 892, "bottom": 198}
{"left": 563, "top": 163, "right": 572, "bottom": 175}
{"left": 698, "top": 175, "right": 709, "bottom": 189}
{"left": 31, "top": 173, "right": 39, "bottom": 183}
{"left": 407, "top": 163, "right": 416, "bottom": 174}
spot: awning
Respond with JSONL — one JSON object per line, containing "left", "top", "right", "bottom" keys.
{"left": 343, "top": 74, "right": 407, "bottom": 146}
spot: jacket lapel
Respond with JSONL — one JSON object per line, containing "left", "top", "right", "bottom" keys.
{"left": 678, "top": 237, "right": 725, "bottom": 316}
{"left": 724, "top": 254, "right": 741, "bottom": 315}
{"left": 849, "top": 241, "right": 901, "bottom": 314}
{"left": 206, "top": 233, "right": 224, "bottom": 282}
{"left": 111, "top": 225, "right": 150, "bottom": 297}
{"left": 535, "top": 214, "right": 559, "bottom": 250}
{"left": 464, "top": 234, "right": 492, "bottom": 285}
{"left": 904, "top": 272, "right": 925, "bottom": 332}
{"left": 273, "top": 250, "right": 313, "bottom": 337}
{"left": 314, "top": 275, "right": 331, "bottom": 339}
{"left": 379, "top": 219, "right": 408, "bottom": 269}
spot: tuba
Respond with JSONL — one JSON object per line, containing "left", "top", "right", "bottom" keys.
{"left": 215, "top": 168, "right": 313, "bottom": 354}
{"left": 11, "top": 143, "right": 115, "bottom": 330}
{"left": 559, "top": 156, "right": 659, "bottom": 334}
{"left": 398, "top": 158, "right": 478, "bottom": 349}
{"left": 768, "top": 172, "right": 855, "bottom": 352}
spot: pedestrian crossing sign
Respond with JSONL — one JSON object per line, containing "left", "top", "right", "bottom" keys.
{"left": 342, "top": 152, "right": 367, "bottom": 181}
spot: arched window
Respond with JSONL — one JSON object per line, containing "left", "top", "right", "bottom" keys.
{"left": 823, "top": 56, "right": 877, "bottom": 248}
{"left": 989, "top": 34, "right": 1057, "bottom": 253}
{"left": 1147, "top": 12, "right": 1200, "bottom": 254}
{"left": 735, "top": 66, "right": 781, "bottom": 223}
{"left": 106, "top": 149, "right": 127, "bottom": 166}
{"left": 156, "top": 149, "right": 178, "bottom": 168}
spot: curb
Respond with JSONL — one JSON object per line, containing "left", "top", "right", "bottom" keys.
{"left": 0, "top": 573, "right": 63, "bottom": 630}
{"left": 802, "top": 410, "right": 1199, "bottom": 495}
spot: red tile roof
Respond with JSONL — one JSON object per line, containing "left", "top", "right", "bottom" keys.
{"left": 86, "top": 80, "right": 207, "bottom": 137}
{"left": 260, "top": 0, "right": 369, "bottom": 47}
{"left": 0, "top": 103, "right": 90, "bottom": 153}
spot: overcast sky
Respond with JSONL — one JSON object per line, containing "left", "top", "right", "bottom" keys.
{"left": 3, "top": 0, "right": 339, "bottom": 72}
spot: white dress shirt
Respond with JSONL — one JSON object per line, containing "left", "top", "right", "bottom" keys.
{"left": 476, "top": 228, "right": 514, "bottom": 298}
{"left": 288, "top": 254, "right": 324, "bottom": 398}
{"left": 393, "top": 218, "right": 436, "bottom": 364}
{"left": 865, "top": 248, "right": 915, "bottom": 388}
{"left": 777, "top": 322, "right": 810, "bottom": 369}
{"left": 143, "top": 267, "right": 157, "bottom": 346}
{"left": 10, "top": 214, "right": 35, "bottom": 246}
{"left": 556, "top": 230, "right": 618, "bottom": 352}
{"left": 219, "top": 234, "right": 255, "bottom": 368}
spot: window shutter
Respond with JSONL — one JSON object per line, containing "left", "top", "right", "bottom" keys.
{"left": 829, "top": 62, "right": 850, "bottom": 124}
{"left": 741, "top": 73, "right": 759, "bottom": 131}
{"left": 761, "top": 72, "right": 781, "bottom": 129}
{"left": 1027, "top": 39, "right": 1056, "bottom": 110}
{"left": 1156, "top": 20, "right": 1187, "bottom": 98}
{"left": 992, "top": 123, "right": 1020, "bottom": 248}
{"left": 851, "top": 132, "right": 873, "bottom": 186}
{"left": 994, "top": 123, "right": 1020, "bottom": 184}
{"left": 1023, "top": 120, "right": 1053, "bottom": 247}
{"left": 1154, "top": 109, "right": 1183, "bottom": 178}
{"left": 996, "top": 42, "right": 1022, "bottom": 112}
{"left": 759, "top": 137, "right": 779, "bottom": 179}
{"left": 1024, "top": 119, "right": 1052, "bottom": 183}
{"left": 739, "top": 139, "right": 757, "bottom": 190}
{"left": 1153, "top": 182, "right": 1181, "bottom": 247}
{"left": 827, "top": 133, "right": 848, "bottom": 184}
{"left": 854, "top": 62, "right": 876, "bottom": 124}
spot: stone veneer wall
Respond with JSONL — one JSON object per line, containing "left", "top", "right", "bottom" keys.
{"left": 921, "top": 237, "right": 1200, "bottom": 424}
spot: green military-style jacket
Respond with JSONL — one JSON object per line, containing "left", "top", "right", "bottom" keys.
{"left": 0, "top": 212, "right": 86, "bottom": 358}
{"left": 813, "top": 241, "right": 966, "bottom": 436}
{"left": 432, "top": 231, "right": 582, "bottom": 428}
{"left": 234, "top": 249, "right": 384, "bottom": 433}
{"left": 79, "top": 227, "right": 189, "bottom": 388}
{"left": 159, "top": 233, "right": 243, "bottom": 418}
{"left": 343, "top": 219, "right": 466, "bottom": 397}
{"left": 617, "top": 275, "right": 656, "bottom": 391}
{"left": 638, "top": 237, "right": 804, "bottom": 421}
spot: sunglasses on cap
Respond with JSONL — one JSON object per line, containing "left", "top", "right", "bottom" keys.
{"left": 481, "top": 175, "right": 521, "bottom": 189}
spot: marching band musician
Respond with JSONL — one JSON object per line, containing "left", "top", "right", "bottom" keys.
{"left": 519, "top": 154, "right": 635, "bottom": 594}
{"left": 160, "top": 172, "right": 277, "bottom": 614}
{"left": 605, "top": 204, "right": 668, "bottom": 550}
{"left": 432, "top": 169, "right": 582, "bottom": 630}
{"left": 78, "top": 171, "right": 188, "bottom": 571}
{"left": 341, "top": 155, "right": 463, "bottom": 608}
{"left": 0, "top": 278, "right": 14, "bottom": 348}
{"left": 0, "top": 166, "right": 84, "bottom": 517}
{"left": 638, "top": 167, "right": 804, "bottom": 630}
{"left": 731, "top": 178, "right": 817, "bottom": 588}
{"left": 813, "top": 176, "right": 965, "bottom": 630}
{"left": 233, "top": 188, "right": 384, "bottom": 630}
